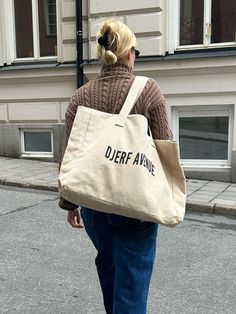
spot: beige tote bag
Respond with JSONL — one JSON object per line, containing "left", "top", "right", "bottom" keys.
{"left": 59, "top": 76, "right": 186, "bottom": 227}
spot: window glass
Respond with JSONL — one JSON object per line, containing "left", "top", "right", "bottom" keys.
{"left": 14, "top": 0, "right": 34, "bottom": 58}
{"left": 211, "top": 0, "right": 236, "bottom": 43}
{"left": 180, "top": 0, "right": 204, "bottom": 45}
{"left": 38, "top": 0, "right": 57, "bottom": 56}
{"left": 179, "top": 116, "right": 228, "bottom": 160}
{"left": 24, "top": 132, "right": 52, "bottom": 152}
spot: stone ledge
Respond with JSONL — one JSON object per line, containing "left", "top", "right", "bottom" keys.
{"left": 1, "top": 179, "right": 58, "bottom": 192}
{"left": 214, "top": 204, "right": 236, "bottom": 216}
{"left": 186, "top": 201, "right": 214, "bottom": 213}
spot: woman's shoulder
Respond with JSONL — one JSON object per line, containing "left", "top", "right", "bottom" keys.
{"left": 146, "top": 77, "right": 161, "bottom": 90}
{"left": 138, "top": 76, "right": 162, "bottom": 100}
{"left": 65, "top": 81, "right": 94, "bottom": 119}
{"left": 75, "top": 79, "right": 95, "bottom": 97}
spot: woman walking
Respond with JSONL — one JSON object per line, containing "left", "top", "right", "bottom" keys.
{"left": 59, "top": 20, "right": 172, "bottom": 314}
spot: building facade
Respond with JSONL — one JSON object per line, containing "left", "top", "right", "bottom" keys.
{"left": 0, "top": 0, "right": 236, "bottom": 182}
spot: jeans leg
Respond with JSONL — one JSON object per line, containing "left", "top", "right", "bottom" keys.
{"left": 81, "top": 208, "right": 158, "bottom": 314}
{"left": 81, "top": 208, "right": 115, "bottom": 314}
{"left": 112, "top": 221, "right": 158, "bottom": 314}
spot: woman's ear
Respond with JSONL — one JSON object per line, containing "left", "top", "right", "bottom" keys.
{"left": 127, "top": 48, "right": 133, "bottom": 61}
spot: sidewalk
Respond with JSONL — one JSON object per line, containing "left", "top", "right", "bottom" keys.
{"left": 0, "top": 156, "right": 236, "bottom": 216}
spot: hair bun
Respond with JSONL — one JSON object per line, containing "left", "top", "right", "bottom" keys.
{"left": 103, "top": 50, "right": 117, "bottom": 65}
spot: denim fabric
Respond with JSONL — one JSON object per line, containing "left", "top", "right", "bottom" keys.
{"left": 80, "top": 207, "right": 159, "bottom": 314}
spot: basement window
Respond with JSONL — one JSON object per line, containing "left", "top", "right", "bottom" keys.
{"left": 21, "top": 129, "right": 53, "bottom": 157}
{"left": 172, "top": 106, "right": 233, "bottom": 168}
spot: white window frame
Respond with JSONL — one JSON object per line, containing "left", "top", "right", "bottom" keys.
{"left": 168, "top": 0, "right": 236, "bottom": 53}
{"left": 172, "top": 105, "right": 233, "bottom": 169}
{"left": 0, "top": 0, "right": 15, "bottom": 65}
{"left": 45, "top": 0, "right": 57, "bottom": 36}
{"left": 6, "top": 0, "right": 58, "bottom": 62}
{"left": 20, "top": 129, "right": 53, "bottom": 158}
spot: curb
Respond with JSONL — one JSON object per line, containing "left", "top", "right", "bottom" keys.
{"left": 186, "top": 200, "right": 214, "bottom": 214}
{"left": 1, "top": 179, "right": 236, "bottom": 217}
{"left": 186, "top": 200, "right": 236, "bottom": 216}
{"left": 214, "top": 204, "right": 236, "bottom": 216}
{"left": 0, "top": 179, "right": 58, "bottom": 192}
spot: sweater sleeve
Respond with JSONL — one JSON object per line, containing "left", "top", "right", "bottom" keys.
{"left": 58, "top": 94, "right": 79, "bottom": 211}
{"left": 147, "top": 80, "right": 173, "bottom": 140}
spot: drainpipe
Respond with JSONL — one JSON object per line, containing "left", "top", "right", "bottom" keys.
{"left": 76, "top": 0, "right": 83, "bottom": 88}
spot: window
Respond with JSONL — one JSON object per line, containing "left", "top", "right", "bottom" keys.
{"left": 45, "top": 0, "right": 57, "bottom": 36}
{"left": 173, "top": 106, "right": 233, "bottom": 168}
{"left": 14, "top": 0, "right": 57, "bottom": 59}
{"left": 180, "top": 0, "right": 204, "bottom": 46}
{"left": 21, "top": 129, "right": 53, "bottom": 157}
{"left": 179, "top": 116, "right": 228, "bottom": 160}
{"left": 179, "top": 0, "right": 236, "bottom": 49}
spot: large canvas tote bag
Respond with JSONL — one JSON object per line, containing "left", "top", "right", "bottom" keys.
{"left": 59, "top": 76, "right": 186, "bottom": 227}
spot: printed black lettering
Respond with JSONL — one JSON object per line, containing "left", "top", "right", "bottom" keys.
{"left": 133, "top": 153, "right": 140, "bottom": 165}
{"left": 146, "top": 159, "right": 151, "bottom": 172}
{"left": 143, "top": 156, "right": 147, "bottom": 167}
{"left": 120, "top": 152, "right": 127, "bottom": 164}
{"left": 140, "top": 153, "right": 145, "bottom": 165}
{"left": 152, "top": 164, "right": 155, "bottom": 176}
{"left": 114, "top": 150, "right": 121, "bottom": 163}
{"left": 109, "top": 149, "right": 116, "bottom": 161}
{"left": 104, "top": 146, "right": 156, "bottom": 175}
{"left": 125, "top": 152, "right": 133, "bottom": 164}
{"left": 105, "top": 146, "right": 112, "bottom": 158}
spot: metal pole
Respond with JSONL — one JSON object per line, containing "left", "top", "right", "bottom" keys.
{"left": 76, "top": 0, "right": 83, "bottom": 88}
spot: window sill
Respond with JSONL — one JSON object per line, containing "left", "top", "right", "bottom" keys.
{"left": 83, "top": 48, "right": 236, "bottom": 66}
{"left": 183, "top": 164, "right": 231, "bottom": 171}
{"left": 0, "top": 61, "right": 76, "bottom": 71}
{"left": 137, "top": 48, "right": 236, "bottom": 62}
{"left": 21, "top": 153, "right": 53, "bottom": 159}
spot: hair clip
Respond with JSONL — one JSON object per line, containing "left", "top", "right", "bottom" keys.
{"left": 98, "top": 31, "right": 109, "bottom": 50}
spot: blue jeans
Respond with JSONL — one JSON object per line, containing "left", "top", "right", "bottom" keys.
{"left": 80, "top": 207, "right": 159, "bottom": 314}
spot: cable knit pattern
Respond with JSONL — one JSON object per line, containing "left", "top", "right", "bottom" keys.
{"left": 59, "top": 63, "right": 173, "bottom": 210}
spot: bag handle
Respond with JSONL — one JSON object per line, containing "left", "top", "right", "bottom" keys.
{"left": 116, "top": 76, "right": 149, "bottom": 127}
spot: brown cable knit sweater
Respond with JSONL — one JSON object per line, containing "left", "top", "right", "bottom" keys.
{"left": 59, "top": 63, "right": 173, "bottom": 210}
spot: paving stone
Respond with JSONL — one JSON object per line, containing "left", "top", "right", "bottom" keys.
{"left": 186, "top": 179, "right": 209, "bottom": 184}
{"left": 186, "top": 189, "right": 196, "bottom": 194}
{"left": 20, "top": 170, "right": 55, "bottom": 177}
{"left": 188, "top": 196, "right": 215, "bottom": 203}
{"left": 199, "top": 187, "right": 230, "bottom": 193}
{"left": 225, "top": 186, "right": 236, "bottom": 192}
{"left": 0, "top": 165, "right": 22, "bottom": 171}
{"left": 191, "top": 193, "right": 220, "bottom": 199}
{"left": 205, "top": 181, "right": 231, "bottom": 188}
{"left": 216, "top": 192, "right": 236, "bottom": 199}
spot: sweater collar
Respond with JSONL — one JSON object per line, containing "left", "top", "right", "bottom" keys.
{"left": 99, "top": 63, "right": 133, "bottom": 76}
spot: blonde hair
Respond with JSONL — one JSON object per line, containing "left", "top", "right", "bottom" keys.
{"left": 96, "top": 20, "right": 137, "bottom": 65}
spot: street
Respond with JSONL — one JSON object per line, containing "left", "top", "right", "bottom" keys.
{"left": 0, "top": 185, "right": 235, "bottom": 314}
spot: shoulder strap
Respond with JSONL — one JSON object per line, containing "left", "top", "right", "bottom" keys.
{"left": 119, "top": 76, "right": 149, "bottom": 121}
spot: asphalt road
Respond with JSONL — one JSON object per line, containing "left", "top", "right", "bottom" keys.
{"left": 0, "top": 185, "right": 235, "bottom": 314}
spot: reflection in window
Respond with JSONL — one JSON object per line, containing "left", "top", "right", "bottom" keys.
{"left": 179, "top": 117, "right": 229, "bottom": 160}
{"left": 14, "top": 0, "right": 34, "bottom": 58}
{"left": 211, "top": 0, "right": 236, "bottom": 43}
{"left": 180, "top": 0, "right": 204, "bottom": 45}
{"left": 38, "top": 0, "right": 57, "bottom": 56}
